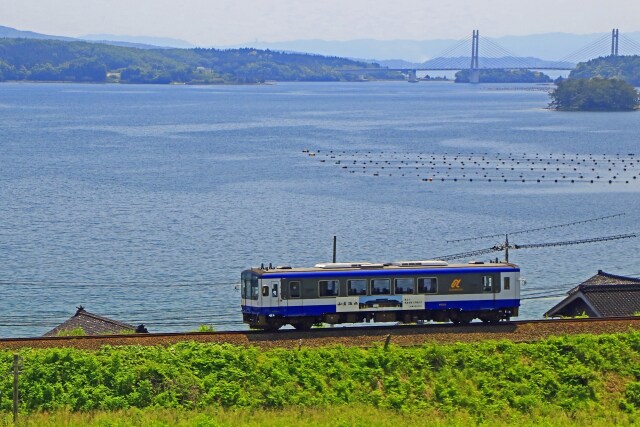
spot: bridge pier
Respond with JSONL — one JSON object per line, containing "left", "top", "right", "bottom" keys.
{"left": 469, "top": 69, "right": 480, "bottom": 84}
{"left": 469, "top": 30, "right": 480, "bottom": 84}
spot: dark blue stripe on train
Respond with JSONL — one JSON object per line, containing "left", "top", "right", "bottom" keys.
{"left": 242, "top": 299, "right": 520, "bottom": 317}
{"left": 259, "top": 266, "right": 519, "bottom": 280}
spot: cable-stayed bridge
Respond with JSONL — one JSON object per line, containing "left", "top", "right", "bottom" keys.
{"left": 344, "top": 29, "right": 640, "bottom": 83}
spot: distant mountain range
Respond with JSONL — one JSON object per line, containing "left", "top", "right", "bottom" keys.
{"left": 81, "top": 34, "right": 194, "bottom": 49}
{"left": 373, "top": 57, "right": 573, "bottom": 70}
{"left": 2, "top": 24, "right": 639, "bottom": 65}
{"left": 220, "top": 33, "right": 640, "bottom": 64}
{"left": 0, "top": 25, "right": 187, "bottom": 50}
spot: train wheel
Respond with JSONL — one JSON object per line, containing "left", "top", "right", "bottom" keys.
{"left": 293, "top": 321, "right": 314, "bottom": 331}
{"left": 263, "top": 320, "right": 283, "bottom": 332}
{"left": 480, "top": 312, "right": 500, "bottom": 324}
{"left": 448, "top": 309, "right": 473, "bottom": 325}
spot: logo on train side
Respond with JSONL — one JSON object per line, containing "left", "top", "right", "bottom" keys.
{"left": 450, "top": 278, "right": 462, "bottom": 291}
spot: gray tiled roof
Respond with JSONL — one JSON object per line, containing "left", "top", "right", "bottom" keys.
{"left": 583, "top": 284, "right": 640, "bottom": 317}
{"left": 43, "top": 306, "right": 137, "bottom": 337}
{"left": 578, "top": 270, "right": 640, "bottom": 287}
{"left": 545, "top": 271, "right": 640, "bottom": 318}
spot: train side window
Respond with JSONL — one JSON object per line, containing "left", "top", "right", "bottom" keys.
{"left": 272, "top": 283, "right": 278, "bottom": 297}
{"left": 418, "top": 277, "right": 437, "bottom": 294}
{"left": 251, "top": 275, "right": 259, "bottom": 300}
{"left": 504, "top": 277, "right": 511, "bottom": 290}
{"left": 289, "top": 281, "right": 301, "bottom": 298}
{"left": 483, "top": 276, "right": 493, "bottom": 292}
{"left": 241, "top": 272, "right": 251, "bottom": 299}
{"left": 394, "top": 278, "right": 415, "bottom": 294}
{"left": 347, "top": 279, "right": 367, "bottom": 295}
{"left": 371, "top": 278, "right": 391, "bottom": 295}
{"left": 319, "top": 280, "right": 340, "bottom": 297}
{"left": 262, "top": 285, "right": 270, "bottom": 297}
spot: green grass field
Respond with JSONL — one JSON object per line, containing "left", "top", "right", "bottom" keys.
{"left": 2, "top": 332, "right": 640, "bottom": 425}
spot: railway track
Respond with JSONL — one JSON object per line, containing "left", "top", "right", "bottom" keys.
{"left": 1, "top": 317, "right": 639, "bottom": 350}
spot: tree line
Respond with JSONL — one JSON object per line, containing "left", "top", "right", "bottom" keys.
{"left": 570, "top": 55, "right": 640, "bottom": 87}
{"left": 549, "top": 77, "right": 638, "bottom": 111}
{"left": 0, "top": 39, "right": 400, "bottom": 84}
{"left": 454, "top": 69, "right": 552, "bottom": 83}
{"left": 547, "top": 55, "right": 640, "bottom": 111}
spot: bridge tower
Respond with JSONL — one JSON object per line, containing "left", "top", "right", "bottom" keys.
{"left": 611, "top": 28, "right": 619, "bottom": 56}
{"left": 469, "top": 30, "right": 480, "bottom": 83}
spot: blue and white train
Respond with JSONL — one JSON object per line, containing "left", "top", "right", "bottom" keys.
{"left": 241, "top": 260, "right": 520, "bottom": 330}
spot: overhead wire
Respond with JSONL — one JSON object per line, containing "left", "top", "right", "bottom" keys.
{"left": 446, "top": 213, "right": 626, "bottom": 243}
{"left": 559, "top": 34, "right": 611, "bottom": 63}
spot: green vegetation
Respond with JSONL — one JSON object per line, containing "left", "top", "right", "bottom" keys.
{"left": 55, "top": 327, "right": 86, "bottom": 337}
{"left": 454, "top": 69, "right": 552, "bottom": 83}
{"left": 195, "top": 324, "right": 216, "bottom": 333}
{"left": 0, "top": 38, "right": 398, "bottom": 84}
{"left": 570, "top": 55, "right": 640, "bottom": 86}
{"left": 2, "top": 332, "right": 640, "bottom": 426}
{"left": 549, "top": 78, "right": 639, "bottom": 111}
{"left": 3, "top": 404, "right": 640, "bottom": 427}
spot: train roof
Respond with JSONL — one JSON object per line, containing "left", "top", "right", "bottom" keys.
{"left": 247, "top": 260, "right": 519, "bottom": 276}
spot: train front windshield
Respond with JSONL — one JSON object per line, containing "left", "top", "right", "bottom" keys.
{"left": 241, "top": 271, "right": 259, "bottom": 300}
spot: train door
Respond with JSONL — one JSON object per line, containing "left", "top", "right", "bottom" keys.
{"left": 261, "top": 278, "right": 281, "bottom": 313}
{"left": 482, "top": 275, "right": 497, "bottom": 309}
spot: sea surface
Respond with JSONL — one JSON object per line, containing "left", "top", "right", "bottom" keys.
{"left": 1, "top": 81, "right": 639, "bottom": 337}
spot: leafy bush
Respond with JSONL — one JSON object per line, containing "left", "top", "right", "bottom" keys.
{"left": 2, "top": 332, "right": 640, "bottom": 418}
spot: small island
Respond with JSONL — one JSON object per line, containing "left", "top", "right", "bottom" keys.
{"left": 455, "top": 69, "right": 552, "bottom": 83}
{"left": 549, "top": 77, "right": 639, "bottom": 111}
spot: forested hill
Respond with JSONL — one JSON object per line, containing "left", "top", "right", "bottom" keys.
{"left": 0, "top": 38, "right": 393, "bottom": 84}
{"left": 570, "top": 55, "right": 640, "bottom": 86}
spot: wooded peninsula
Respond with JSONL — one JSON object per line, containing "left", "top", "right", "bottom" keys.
{"left": 3, "top": 37, "right": 640, "bottom": 92}
{"left": 0, "top": 38, "right": 400, "bottom": 84}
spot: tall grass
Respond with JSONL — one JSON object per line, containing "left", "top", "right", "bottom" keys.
{"left": 2, "top": 332, "right": 640, "bottom": 424}
{"left": 2, "top": 405, "right": 640, "bottom": 427}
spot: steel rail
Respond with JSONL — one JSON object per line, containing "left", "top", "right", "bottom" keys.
{"left": 1, "top": 316, "right": 640, "bottom": 348}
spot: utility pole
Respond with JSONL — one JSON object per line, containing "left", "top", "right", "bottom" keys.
{"left": 332, "top": 235, "right": 337, "bottom": 263}
{"left": 504, "top": 234, "right": 509, "bottom": 263}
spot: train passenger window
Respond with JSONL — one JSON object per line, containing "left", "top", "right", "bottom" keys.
{"left": 483, "top": 276, "right": 493, "bottom": 292}
{"left": 241, "top": 272, "right": 251, "bottom": 299}
{"left": 394, "top": 278, "right": 415, "bottom": 294}
{"left": 289, "top": 281, "right": 301, "bottom": 298}
{"left": 272, "top": 283, "right": 278, "bottom": 297}
{"left": 504, "top": 277, "right": 511, "bottom": 290}
{"left": 262, "top": 285, "right": 269, "bottom": 297}
{"left": 347, "top": 279, "right": 367, "bottom": 295}
{"left": 418, "top": 278, "right": 437, "bottom": 294}
{"left": 319, "top": 280, "right": 340, "bottom": 297}
{"left": 371, "top": 279, "right": 391, "bottom": 295}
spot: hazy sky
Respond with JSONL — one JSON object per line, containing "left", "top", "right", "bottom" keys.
{"left": 1, "top": 0, "right": 639, "bottom": 46}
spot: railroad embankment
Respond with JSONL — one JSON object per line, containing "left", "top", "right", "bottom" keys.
{"left": 2, "top": 328, "right": 640, "bottom": 425}
{"left": 1, "top": 317, "right": 640, "bottom": 350}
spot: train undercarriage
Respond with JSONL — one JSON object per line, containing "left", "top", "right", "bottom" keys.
{"left": 244, "top": 307, "right": 519, "bottom": 331}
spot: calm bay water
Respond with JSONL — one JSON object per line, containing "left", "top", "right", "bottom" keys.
{"left": 1, "top": 81, "right": 639, "bottom": 337}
